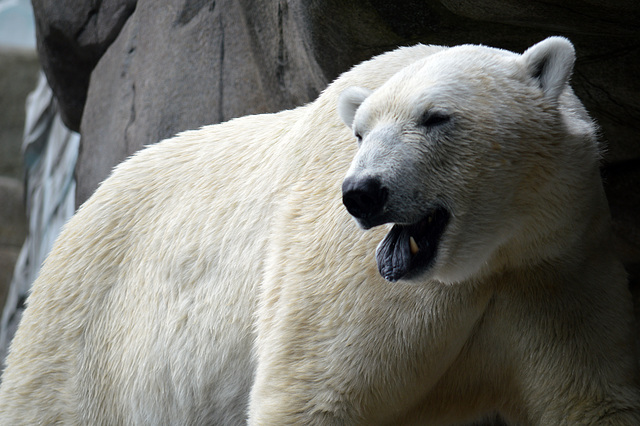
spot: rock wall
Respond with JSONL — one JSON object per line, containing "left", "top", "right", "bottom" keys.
{"left": 30, "top": 0, "right": 640, "bottom": 298}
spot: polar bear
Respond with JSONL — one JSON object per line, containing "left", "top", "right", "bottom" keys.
{"left": 1, "top": 37, "right": 639, "bottom": 425}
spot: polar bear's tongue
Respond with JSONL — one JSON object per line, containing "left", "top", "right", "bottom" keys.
{"left": 376, "top": 225, "right": 413, "bottom": 282}
{"left": 375, "top": 208, "right": 449, "bottom": 282}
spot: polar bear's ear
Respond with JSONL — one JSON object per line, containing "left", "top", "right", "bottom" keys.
{"left": 338, "top": 86, "right": 372, "bottom": 128}
{"left": 519, "top": 37, "right": 575, "bottom": 101}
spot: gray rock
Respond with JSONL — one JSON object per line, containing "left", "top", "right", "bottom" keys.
{"left": 30, "top": 0, "right": 137, "bottom": 131}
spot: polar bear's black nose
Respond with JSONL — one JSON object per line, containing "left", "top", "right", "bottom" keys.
{"left": 342, "top": 176, "right": 388, "bottom": 220}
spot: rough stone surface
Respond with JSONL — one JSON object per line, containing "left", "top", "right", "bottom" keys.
{"left": 30, "top": 0, "right": 137, "bottom": 131}
{"left": 30, "top": 0, "right": 640, "bottom": 314}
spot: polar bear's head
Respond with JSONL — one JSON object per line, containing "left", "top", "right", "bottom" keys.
{"left": 338, "top": 37, "right": 583, "bottom": 284}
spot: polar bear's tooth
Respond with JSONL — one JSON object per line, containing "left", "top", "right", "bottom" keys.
{"left": 409, "top": 236, "right": 419, "bottom": 255}
{"left": 427, "top": 215, "right": 433, "bottom": 224}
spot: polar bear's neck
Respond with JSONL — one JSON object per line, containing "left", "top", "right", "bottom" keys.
{"left": 489, "top": 148, "right": 614, "bottom": 283}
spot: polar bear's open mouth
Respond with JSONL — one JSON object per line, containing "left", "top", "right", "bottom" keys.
{"left": 375, "top": 207, "right": 450, "bottom": 282}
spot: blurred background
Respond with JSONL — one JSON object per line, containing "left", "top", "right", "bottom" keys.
{"left": 0, "top": 0, "right": 37, "bottom": 340}
{"left": 0, "top": 0, "right": 639, "bottom": 366}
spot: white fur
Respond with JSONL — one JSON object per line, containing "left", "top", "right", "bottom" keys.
{"left": 518, "top": 36, "right": 576, "bottom": 101}
{"left": 1, "top": 38, "right": 638, "bottom": 425}
{"left": 337, "top": 86, "right": 372, "bottom": 129}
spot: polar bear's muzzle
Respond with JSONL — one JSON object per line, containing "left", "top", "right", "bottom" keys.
{"left": 375, "top": 206, "right": 449, "bottom": 282}
{"left": 342, "top": 175, "right": 450, "bottom": 282}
